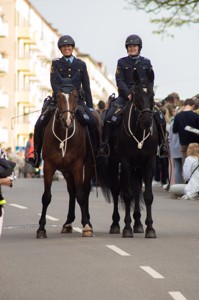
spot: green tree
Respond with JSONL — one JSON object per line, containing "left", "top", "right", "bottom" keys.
{"left": 125, "top": 0, "right": 199, "bottom": 35}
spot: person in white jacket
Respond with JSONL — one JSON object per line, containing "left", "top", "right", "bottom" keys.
{"left": 170, "top": 142, "right": 199, "bottom": 199}
{"left": 183, "top": 143, "right": 199, "bottom": 199}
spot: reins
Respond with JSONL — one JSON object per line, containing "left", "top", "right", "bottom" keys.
{"left": 126, "top": 102, "right": 151, "bottom": 149}
{"left": 52, "top": 107, "right": 76, "bottom": 157}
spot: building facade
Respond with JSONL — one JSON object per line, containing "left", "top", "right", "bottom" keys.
{"left": 0, "top": 0, "right": 117, "bottom": 150}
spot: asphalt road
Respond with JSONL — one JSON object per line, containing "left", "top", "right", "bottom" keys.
{"left": 1, "top": 178, "right": 199, "bottom": 300}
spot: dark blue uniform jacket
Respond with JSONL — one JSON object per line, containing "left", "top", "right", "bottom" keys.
{"left": 50, "top": 56, "right": 93, "bottom": 108}
{"left": 116, "top": 55, "right": 154, "bottom": 98}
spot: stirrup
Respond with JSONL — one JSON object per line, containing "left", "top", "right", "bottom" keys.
{"left": 159, "top": 144, "right": 168, "bottom": 158}
{"left": 26, "top": 153, "right": 41, "bottom": 168}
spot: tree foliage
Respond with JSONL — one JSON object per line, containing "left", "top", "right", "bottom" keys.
{"left": 125, "top": 0, "right": 199, "bottom": 35}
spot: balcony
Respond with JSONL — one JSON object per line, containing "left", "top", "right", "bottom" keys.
{"left": 0, "top": 56, "right": 8, "bottom": 74}
{"left": 0, "top": 91, "right": 8, "bottom": 108}
{"left": 16, "top": 91, "right": 36, "bottom": 104}
{"left": 17, "top": 27, "right": 36, "bottom": 44}
{"left": 16, "top": 91, "right": 30, "bottom": 104}
{"left": 0, "top": 22, "right": 8, "bottom": 37}
{"left": 17, "top": 59, "right": 36, "bottom": 76}
{"left": 15, "top": 123, "right": 34, "bottom": 135}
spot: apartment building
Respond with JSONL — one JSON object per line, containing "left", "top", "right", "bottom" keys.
{"left": 0, "top": 0, "right": 117, "bottom": 150}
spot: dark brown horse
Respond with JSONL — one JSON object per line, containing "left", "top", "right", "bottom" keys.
{"left": 37, "top": 87, "right": 95, "bottom": 238}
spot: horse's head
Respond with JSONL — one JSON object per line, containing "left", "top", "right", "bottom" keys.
{"left": 56, "top": 87, "right": 78, "bottom": 128}
{"left": 132, "top": 81, "right": 154, "bottom": 130}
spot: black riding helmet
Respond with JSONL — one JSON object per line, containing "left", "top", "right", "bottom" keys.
{"left": 57, "top": 35, "right": 75, "bottom": 49}
{"left": 125, "top": 34, "right": 142, "bottom": 51}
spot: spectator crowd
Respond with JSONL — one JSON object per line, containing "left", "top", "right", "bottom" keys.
{"left": 153, "top": 92, "right": 199, "bottom": 200}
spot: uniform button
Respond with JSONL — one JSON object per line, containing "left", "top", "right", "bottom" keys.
{"left": 69, "top": 69, "right": 71, "bottom": 71}
{"left": 68, "top": 74, "right": 71, "bottom": 77}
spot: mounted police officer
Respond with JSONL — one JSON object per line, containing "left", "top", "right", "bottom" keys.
{"left": 27, "top": 35, "right": 100, "bottom": 168}
{"left": 100, "top": 34, "right": 168, "bottom": 157}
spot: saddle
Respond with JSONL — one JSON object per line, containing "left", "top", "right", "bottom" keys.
{"left": 75, "top": 105, "right": 90, "bottom": 126}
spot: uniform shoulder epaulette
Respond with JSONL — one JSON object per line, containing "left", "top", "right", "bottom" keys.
{"left": 141, "top": 56, "right": 150, "bottom": 61}
{"left": 76, "top": 58, "right": 84, "bottom": 63}
{"left": 52, "top": 58, "right": 60, "bottom": 61}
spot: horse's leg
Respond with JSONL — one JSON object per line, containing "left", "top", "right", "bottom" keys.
{"left": 143, "top": 162, "right": 157, "bottom": 238}
{"left": 109, "top": 160, "right": 120, "bottom": 234}
{"left": 72, "top": 163, "right": 93, "bottom": 237}
{"left": 61, "top": 172, "right": 76, "bottom": 234}
{"left": 110, "top": 191, "right": 120, "bottom": 234}
{"left": 133, "top": 170, "right": 144, "bottom": 233}
{"left": 120, "top": 162, "right": 133, "bottom": 238}
{"left": 83, "top": 165, "right": 93, "bottom": 228}
{"left": 110, "top": 161, "right": 120, "bottom": 234}
{"left": 37, "top": 162, "right": 55, "bottom": 239}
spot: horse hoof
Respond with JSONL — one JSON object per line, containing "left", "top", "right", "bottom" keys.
{"left": 133, "top": 224, "right": 144, "bottom": 233}
{"left": 61, "top": 225, "right": 73, "bottom": 234}
{"left": 122, "top": 229, "right": 133, "bottom": 238}
{"left": 82, "top": 225, "right": 93, "bottom": 237}
{"left": 145, "top": 229, "right": 157, "bottom": 238}
{"left": 109, "top": 225, "right": 120, "bottom": 234}
{"left": 36, "top": 230, "right": 47, "bottom": 239}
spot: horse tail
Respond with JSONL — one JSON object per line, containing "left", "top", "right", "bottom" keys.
{"left": 120, "top": 168, "right": 144, "bottom": 209}
{"left": 96, "top": 156, "right": 112, "bottom": 202}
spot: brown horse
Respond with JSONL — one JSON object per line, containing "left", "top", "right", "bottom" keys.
{"left": 37, "top": 88, "right": 95, "bottom": 238}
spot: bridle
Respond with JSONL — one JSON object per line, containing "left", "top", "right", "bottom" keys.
{"left": 57, "top": 92, "right": 77, "bottom": 126}
{"left": 124, "top": 85, "right": 154, "bottom": 149}
{"left": 131, "top": 87, "right": 154, "bottom": 124}
{"left": 57, "top": 105, "right": 76, "bottom": 120}
{"left": 52, "top": 92, "right": 76, "bottom": 157}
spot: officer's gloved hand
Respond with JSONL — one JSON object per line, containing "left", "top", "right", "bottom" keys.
{"left": 43, "top": 95, "right": 51, "bottom": 103}
{"left": 42, "top": 95, "right": 56, "bottom": 113}
{"left": 49, "top": 97, "right": 56, "bottom": 108}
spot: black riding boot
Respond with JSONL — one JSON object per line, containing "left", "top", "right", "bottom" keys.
{"left": 154, "top": 110, "right": 168, "bottom": 158}
{"left": 26, "top": 100, "right": 56, "bottom": 168}
{"left": 158, "top": 125, "right": 169, "bottom": 157}
{"left": 26, "top": 118, "right": 43, "bottom": 168}
{"left": 98, "top": 121, "right": 112, "bottom": 157}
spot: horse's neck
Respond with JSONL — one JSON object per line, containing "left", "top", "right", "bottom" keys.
{"left": 124, "top": 104, "right": 137, "bottom": 128}
{"left": 123, "top": 106, "right": 152, "bottom": 138}
{"left": 48, "top": 111, "right": 67, "bottom": 139}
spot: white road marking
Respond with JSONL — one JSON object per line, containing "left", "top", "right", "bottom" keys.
{"left": 106, "top": 245, "right": 131, "bottom": 256}
{"left": 73, "top": 227, "right": 82, "bottom": 233}
{"left": 169, "top": 292, "right": 187, "bottom": 300}
{"left": 9, "top": 204, "right": 28, "bottom": 209}
{"left": 140, "top": 266, "right": 164, "bottom": 279}
{"left": 38, "top": 213, "right": 59, "bottom": 221}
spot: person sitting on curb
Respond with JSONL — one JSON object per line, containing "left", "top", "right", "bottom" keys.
{"left": 169, "top": 143, "right": 199, "bottom": 199}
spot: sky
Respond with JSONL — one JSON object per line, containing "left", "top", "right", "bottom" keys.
{"left": 30, "top": 0, "right": 199, "bottom": 100}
